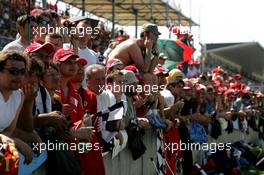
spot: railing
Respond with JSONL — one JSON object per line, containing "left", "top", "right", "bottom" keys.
{"left": 103, "top": 129, "right": 158, "bottom": 175}
{"left": 103, "top": 127, "right": 261, "bottom": 175}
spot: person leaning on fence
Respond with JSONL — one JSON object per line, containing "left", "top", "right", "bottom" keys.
{"left": 0, "top": 51, "right": 47, "bottom": 174}
{"left": 83, "top": 64, "right": 108, "bottom": 175}
{"left": 53, "top": 48, "right": 104, "bottom": 175}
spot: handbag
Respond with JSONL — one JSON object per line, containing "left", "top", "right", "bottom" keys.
{"left": 126, "top": 121, "right": 146, "bottom": 160}
{"left": 46, "top": 149, "right": 80, "bottom": 175}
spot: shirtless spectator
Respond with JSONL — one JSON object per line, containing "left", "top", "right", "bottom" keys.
{"left": 108, "top": 23, "right": 160, "bottom": 73}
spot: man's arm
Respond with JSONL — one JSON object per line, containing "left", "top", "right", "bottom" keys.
{"left": 148, "top": 43, "right": 159, "bottom": 73}
{"left": 129, "top": 41, "right": 153, "bottom": 73}
{"left": 16, "top": 101, "right": 34, "bottom": 132}
{"left": 12, "top": 128, "right": 42, "bottom": 143}
{"left": 148, "top": 55, "right": 159, "bottom": 73}
{"left": 16, "top": 84, "right": 38, "bottom": 132}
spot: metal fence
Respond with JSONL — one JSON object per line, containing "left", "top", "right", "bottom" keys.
{"left": 103, "top": 128, "right": 261, "bottom": 175}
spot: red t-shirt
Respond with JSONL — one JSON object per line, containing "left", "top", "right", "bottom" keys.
{"left": 55, "top": 82, "right": 84, "bottom": 124}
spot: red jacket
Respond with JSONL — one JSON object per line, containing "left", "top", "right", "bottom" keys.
{"left": 79, "top": 87, "right": 105, "bottom": 175}
{"left": 55, "top": 82, "right": 84, "bottom": 124}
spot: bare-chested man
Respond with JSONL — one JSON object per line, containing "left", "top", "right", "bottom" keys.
{"left": 108, "top": 23, "right": 161, "bottom": 73}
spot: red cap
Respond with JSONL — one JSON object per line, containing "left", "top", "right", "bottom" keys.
{"left": 153, "top": 65, "right": 169, "bottom": 76}
{"left": 225, "top": 89, "right": 236, "bottom": 97}
{"left": 212, "top": 67, "right": 223, "bottom": 75}
{"left": 30, "top": 8, "right": 44, "bottom": 15}
{"left": 195, "top": 83, "right": 206, "bottom": 92}
{"left": 228, "top": 76, "right": 234, "bottom": 81}
{"left": 123, "top": 65, "right": 138, "bottom": 74}
{"left": 235, "top": 73, "right": 241, "bottom": 80}
{"left": 188, "top": 60, "right": 194, "bottom": 65}
{"left": 238, "top": 89, "right": 248, "bottom": 95}
{"left": 230, "top": 83, "right": 238, "bottom": 89}
{"left": 193, "top": 60, "right": 200, "bottom": 65}
{"left": 77, "top": 57, "right": 87, "bottom": 67}
{"left": 53, "top": 48, "right": 79, "bottom": 63}
{"left": 24, "top": 42, "right": 55, "bottom": 53}
{"left": 212, "top": 80, "right": 221, "bottom": 87}
{"left": 106, "top": 59, "right": 124, "bottom": 72}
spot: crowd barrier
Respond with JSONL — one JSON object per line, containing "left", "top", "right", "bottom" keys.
{"left": 103, "top": 127, "right": 262, "bottom": 175}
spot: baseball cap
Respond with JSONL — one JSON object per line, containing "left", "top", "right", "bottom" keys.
{"left": 235, "top": 73, "right": 241, "bottom": 80}
{"left": 77, "top": 57, "right": 88, "bottom": 67}
{"left": 141, "top": 23, "right": 161, "bottom": 36}
{"left": 106, "top": 59, "right": 124, "bottom": 72}
{"left": 153, "top": 65, "right": 169, "bottom": 76}
{"left": 30, "top": 8, "right": 44, "bottom": 15}
{"left": 123, "top": 65, "right": 138, "bottom": 73}
{"left": 195, "top": 83, "right": 207, "bottom": 92}
{"left": 193, "top": 60, "right": 200, "bottom": 65}
{"left": 225, "top": 89, "right": 237, "bottom": 97}
{"left": 159, "top": 53, "right": 168, "bottom": 60}
{"left": 53, "top": 48, "right": 79, "bottom": 63}
{"left": 25, "top": 42, "right": 55, "bottom": 53}
{"left": 120, "top": 70, "right": 139, "bottom": 85}
{"left": 167, "top": 68, "right": 183, "bottom": 83}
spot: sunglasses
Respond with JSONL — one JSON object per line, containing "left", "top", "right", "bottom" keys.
{"left": 3, "top": 67, "right": 26, "bottom": 76}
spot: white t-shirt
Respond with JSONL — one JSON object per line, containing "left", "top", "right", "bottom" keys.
{"left": 79, "top": 47, "right": 98, "bottom": 88}
{"left": 0, "top": 90, "right": 22, "bottom": 132}
{"left": 96, "top": 91, "right": 111, "bottom": 113}
{"left": 2, "top": 39, "right": 26, "bottom": 51}
{"left": 78, "top": 47, "right": 98, "bottom": 68}
{"left": 34, "top": 87, "right": 52, "bottom": 115}
{"left": 160, "top": 89, "right": 175, "bottom": 108}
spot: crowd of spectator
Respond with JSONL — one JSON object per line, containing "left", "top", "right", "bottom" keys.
{"left": 0, "top": 6, "right": 263, "bottom": 175}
